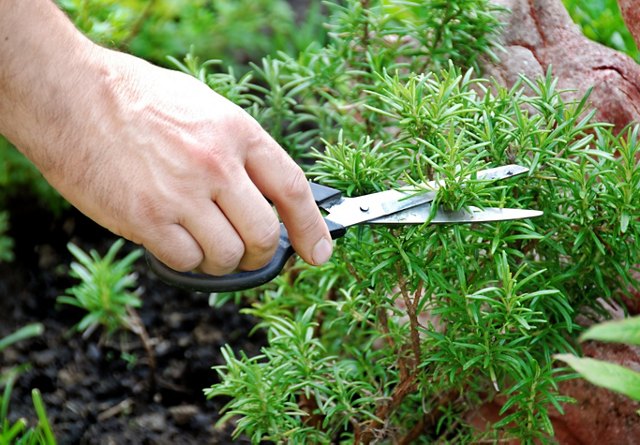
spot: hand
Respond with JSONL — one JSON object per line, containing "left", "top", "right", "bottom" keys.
{"left": 63, "top": 50, "right": 333, "bottom": 275}
{"left": 0, "top": 2, "right": 332, "bottom": 275}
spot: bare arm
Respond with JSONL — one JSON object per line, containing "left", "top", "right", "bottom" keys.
{"left": 0, "top": 0, "right": 332, "bottom": 274}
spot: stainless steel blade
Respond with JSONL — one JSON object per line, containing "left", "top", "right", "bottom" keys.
{"left": 422, "top": 164, "right": 529, "bottom": 190}
{"left": 369, "top": 204, "right": 543, "bottom": 225}
{"left": 324, "top": 188, "right": 437, "bottom": 228}
{"left": 322, "top": 164, "right": 531, "bottom": 228}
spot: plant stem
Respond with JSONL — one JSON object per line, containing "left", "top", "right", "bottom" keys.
{"left": 126, "top": 306, "right": 157, "bottom": 395}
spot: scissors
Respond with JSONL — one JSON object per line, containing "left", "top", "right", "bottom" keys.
{"left": 146, "top": 164, "right": 542, "bottom": 293}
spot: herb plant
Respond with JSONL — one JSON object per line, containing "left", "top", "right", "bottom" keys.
{"left": 58, "top": 239, "right": 143, "bottom": 337}
{"left": 0, "top": 324, "right": 56, "bottom": 445}
{"left": 57, "top": 239, "right": 158, "bottom": 388}
{"left": 186, "top": 1, "right": 640, "bottom": 443}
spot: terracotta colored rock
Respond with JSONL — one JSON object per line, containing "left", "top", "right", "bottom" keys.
{"left": 619, "top": 0, "right": 640, "bottom": 49}
{"left": 470, "top": 341, "right": 640, "bottom": 444}
{"left": 476, "top": 2, "right": 640, "bottom": 442}
{"left": 549, "top": 340, "right": 640, "bottom": 444}
{"left": 483, "top": 0, "right": 640, "bottom": 133}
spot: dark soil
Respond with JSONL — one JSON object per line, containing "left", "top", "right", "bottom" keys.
{"left": 0, "top": 192, "right": 265, "bottom": 444}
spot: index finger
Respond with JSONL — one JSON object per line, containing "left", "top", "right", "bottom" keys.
{"left": 245, "top": 137, "right": 333, "bottom": 266}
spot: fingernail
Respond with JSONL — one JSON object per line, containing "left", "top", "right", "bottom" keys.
{"left": 312, "top": 238, "right": 333, "bottom": 265}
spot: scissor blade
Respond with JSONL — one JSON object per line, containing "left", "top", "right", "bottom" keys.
{"left": 324, "top": 188, "right": 437, "bottom": 228}
{"left": 369, "top": 204, "right": 543, "bottom": 225}
{"left": 422, "top": 164, "right": 529, "bottom": 189}
{"left": 322, "top": 164, "right": 531, "bottom": 228}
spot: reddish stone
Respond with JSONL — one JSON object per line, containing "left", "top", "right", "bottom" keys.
{"left": 619, "top": 0, "right": 640, "bottom": 49}
{"left": 476, "top": 2, "right": 640, "bottom": 441}
{"left": 471, "top": 339, "right": 640, "bottom": 443}
{"left": 483, "top": 0, "right": 640, "bottom": 133}
{"left": 550, "top": 340, "right": 640, "bottom": 444}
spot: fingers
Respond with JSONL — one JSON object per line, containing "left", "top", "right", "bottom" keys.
{"left": 179, "top": 199, "right": 248, "bottom": 275}
{"left": 152, "top": 187, "right": 279, "bottom": 276}
{"left": 141, "top": 199, "right": 246, "bottom": 276}
{"left": 143, "top": 223, "right": 203, "bottom": 273}
{"left": 213, "top": 177, "right": 281, "bottom": 271}
{"left": 246, "top": 137, "right": 333, "bottom": 266}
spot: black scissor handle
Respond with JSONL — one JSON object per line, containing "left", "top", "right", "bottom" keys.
{"left": 146, "top": 218, "right": 345, "bottom": 293}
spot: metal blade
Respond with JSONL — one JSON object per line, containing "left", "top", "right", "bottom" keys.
{"left": 368, "top": 204, "right": 543, "bottom": 225}
{"left": 322, "top": 164, "right": 531, "bottom": 228}
{"left": 324, "top": 188, "right": 437, "bottom": 228}
{"left": 422, "top": 164, "right": 529, "bottom": 190}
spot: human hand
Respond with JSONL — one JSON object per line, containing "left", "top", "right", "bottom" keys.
{"left": 0, "top": 3, "right": 332, "bottom": 275}
{"left": 62, "top": 50, "right": 333, "bottom": 275}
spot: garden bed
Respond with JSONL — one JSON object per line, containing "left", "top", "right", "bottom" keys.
{"left": 0, "top": 192, "right": 263, "bottom": 444}
{"left": 3, "top": 0, "right": 640, "bottom": 443}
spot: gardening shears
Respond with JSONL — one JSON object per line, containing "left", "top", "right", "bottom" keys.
{"left": 146, "top": 164, "right": 542, "bottom": 293}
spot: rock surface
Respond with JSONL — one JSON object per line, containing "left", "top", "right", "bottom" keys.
{"left": 619, "top": 0, "right": 640, "bottom": 49}
{"left": 483, "top": 0, "right": 640, "bottom": 133}
{"left": 549, "top": 341, "right": 640, "bottom": 444}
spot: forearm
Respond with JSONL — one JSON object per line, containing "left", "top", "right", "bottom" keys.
{"left": 0, "top": 1, "right": 332, "bottom": 274}
{"left": 0, "top": 0, "right": 102, "bottom": 171}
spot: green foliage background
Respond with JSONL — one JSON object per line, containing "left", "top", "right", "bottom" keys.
{"left": 57, "top": 0, "right": 327, "bottom": 67}
{"left": 563, "top": 0, "right": 640, "bottom": 61}
{"left": 1, "top": 0, "right": 640, "bottom": 443}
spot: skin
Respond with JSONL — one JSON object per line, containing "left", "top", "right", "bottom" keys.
{"left": 0, "top": 0, "right": 333, "bottom": 275}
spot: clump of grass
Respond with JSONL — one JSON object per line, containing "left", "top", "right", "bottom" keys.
{"left": 0, "top": 323, "right": 56, "bottom": 444}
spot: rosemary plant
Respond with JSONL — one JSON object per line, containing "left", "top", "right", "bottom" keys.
{"left": 185, "top": 0, "right": 639, "bottom": 443}
{"left": 58, "top": 239, "right": 143, "bottom": 337}
{"left": 57, "top": 239, "right": 159, "bottom": 389}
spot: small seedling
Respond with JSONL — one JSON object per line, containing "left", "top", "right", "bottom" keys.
{"left": 58, "top": 239, "right": 156, "bottom": 390}
{"left": 58, "top": 238, "right": 143, "bottom": 338}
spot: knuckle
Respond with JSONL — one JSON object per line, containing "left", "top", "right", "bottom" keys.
{"left": 281, "top": 167, "right": 310, "bottom": 202}
{"left": 295, "top": 211, "right": 324, "bottom": 238}
{"left": 190, "top": 115, "right": 253, "bottom": 179}
{"left": 190, "top": 146, "right": 232, "bottom": 180}
{"left": 148, "top": 240, "right": 203, "bottom": 273}
{"left": 213, "top": 105, "right": 254, "bottom": 141}
{"left": 249, "top": 219, "right": 281, "bottom": 254}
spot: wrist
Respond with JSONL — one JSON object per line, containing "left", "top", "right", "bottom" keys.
{"left": 0, "top": 1, "right": 103, "bottom": 171}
